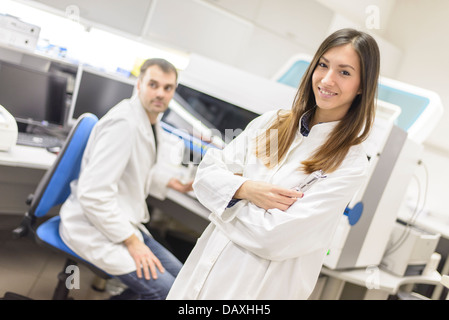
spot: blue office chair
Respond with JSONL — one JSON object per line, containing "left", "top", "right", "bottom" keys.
{"left": 10, "top": 112, "right": 111, "bottom": 300}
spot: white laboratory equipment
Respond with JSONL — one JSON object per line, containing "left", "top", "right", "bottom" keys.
{"left": 0, "top": 104, "right": 18, "bottom": 151}
{"left": 323, "top": 100, "right": 423, "bottom": 269}
{"left": 381, "top": 222, "right": 440, "bottom": 276}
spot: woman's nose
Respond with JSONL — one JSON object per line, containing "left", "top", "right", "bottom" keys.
{"left": 321, "top": 70, "right": 335, "bottom": 86}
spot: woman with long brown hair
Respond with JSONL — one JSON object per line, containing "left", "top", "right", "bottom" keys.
{"left": 168, "top": 28, "right": 380, "bottom": 300}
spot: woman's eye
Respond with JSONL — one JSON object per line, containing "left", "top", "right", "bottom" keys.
{"left": 341, "top": 70, "right": 350, "bottom": 76}
{"left": 318, "top": 62, "right": 327, "bottom": 68}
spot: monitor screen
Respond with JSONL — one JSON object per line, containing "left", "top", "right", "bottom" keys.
{"left": 163, "top": 92, "right": 215, "bottom": 137}
{"left": 68, "top": 66, "right": 136, "bottom": 123}
{"left": 162, "top": 83, "right": 259, "bottom": 144}
{"left": 0, "top": 61, "right": 67, "bottom": 126}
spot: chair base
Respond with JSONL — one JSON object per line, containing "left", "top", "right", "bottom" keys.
{"left": 1, "top": 292, "right": 33, "bottom": 300}
{"left": 52, "top": 258, "right": 77, "bottom": 300}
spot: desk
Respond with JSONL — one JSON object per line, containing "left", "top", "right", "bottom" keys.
{"left": 317, "top": 266, "right": 441, "bottom": 300}
{"left": 0, "top": 144, "right": 57, "bottom": 169}
{"left": 0, "top": 145, "right": 56, "bottom": 214}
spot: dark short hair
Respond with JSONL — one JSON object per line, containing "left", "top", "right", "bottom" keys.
{"left": 139, "top": 58, "right": 178, "bottom": 81}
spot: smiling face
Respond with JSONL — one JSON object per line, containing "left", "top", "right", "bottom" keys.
{"left": 311, "top": 43, "right": 362, "bottom": 124}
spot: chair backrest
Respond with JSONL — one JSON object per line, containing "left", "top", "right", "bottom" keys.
{"left": 29, "top": 113, "right": 98, "bottom": 218}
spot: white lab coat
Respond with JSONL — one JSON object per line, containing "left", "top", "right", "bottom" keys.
{"left": 59, "top": 96, "right": 173, "bottom": 275}
{"left": 167, "top": 110, "right": 369, "bottom": 300}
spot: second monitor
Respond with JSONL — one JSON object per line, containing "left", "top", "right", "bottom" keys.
{"left": 67, "top": 66, "right": 136, "bottom": 125}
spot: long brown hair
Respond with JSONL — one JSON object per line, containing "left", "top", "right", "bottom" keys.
{"left": 255, "top": 28, "right": 380, "bottom": 174}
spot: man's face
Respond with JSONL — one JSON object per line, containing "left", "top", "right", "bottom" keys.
{"left": 137, "top": 65, "right": 177, "bottom": 119}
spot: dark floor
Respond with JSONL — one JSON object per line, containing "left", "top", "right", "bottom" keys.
{"left": 0, "top": 213, "right": 196, "bottom": 300}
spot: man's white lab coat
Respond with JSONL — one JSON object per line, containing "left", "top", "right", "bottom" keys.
{"left": 59, "top": 96, "right": 174, "bottom": 275}
{"left": 167, "top": 110, "right": 369, "bottom": 299}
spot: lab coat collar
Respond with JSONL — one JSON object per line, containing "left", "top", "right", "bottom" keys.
{"left": 130, "top": 95, "right": 152, "bottom": 130}
{"left": 129, "top": 95, "right": 159, "bottom": 155}
{"left": 297, "top": 111, "right": 339, "bottom": 139}
{"left": 308, "top": 120, "right": 339, "bottom": 138}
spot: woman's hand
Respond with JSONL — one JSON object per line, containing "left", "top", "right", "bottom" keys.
{"left": 234, "top": 180, "right": 303, "bottom": 211}
{"left": 124, "top": 234, "right": 165, "bottom": 280}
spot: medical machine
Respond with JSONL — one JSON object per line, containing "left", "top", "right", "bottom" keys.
{"left": 160, "top": 54, "right": 298, "bottom": 159}
{"left": 274, "top": 56, "right": 443, "bottom": 270}
{"left": 180, "top": 54, "right": 297, "bottom": 117}
{"left": 324, "top": 103, "right": 424, "bottom": 269}
{"left": 0, "top": 104, "right": 18, "bottom": 151}
{"left": 381, "top": 222, "right": 440, "bottom": 277}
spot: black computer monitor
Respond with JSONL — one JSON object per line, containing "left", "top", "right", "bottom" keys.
{"left": 0, "top": 61, "right": 67, "bottom": 127}
{"left": 162, "top": 83, "right": 259, "bottom": 143}
{"left": 67, "top": 66, "right": 135, "bottom": 125}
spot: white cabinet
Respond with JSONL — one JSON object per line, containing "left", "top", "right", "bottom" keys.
{"left": 34, "top": 0, "right": 154, "bottom": 35}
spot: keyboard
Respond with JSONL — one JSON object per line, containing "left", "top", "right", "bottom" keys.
{"left": 17, "top": 132, "right": 64, "bottom": 148}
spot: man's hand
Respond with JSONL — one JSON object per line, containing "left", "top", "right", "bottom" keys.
{"left": 167, "top": 177, "right": 193, "bottom": 193}
{"left": 124, "top": 234, "right": 164, "bottom": 280}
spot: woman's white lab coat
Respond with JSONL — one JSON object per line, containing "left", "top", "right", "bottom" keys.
{"left": 167, "top": 110, "right": 369, "bottom": 300}
{"left": 59, "top": 96, "right": 173, "bottom": 275}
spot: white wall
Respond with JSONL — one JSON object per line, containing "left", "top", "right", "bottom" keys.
{"left": 382, "top": 0, "right": 449, "bottom": 217}
{"left": 384, "top": 0, "right": 449, "bottom": 152}
{"left": 190, "top": 0, "right": 335, "bottom": 78}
